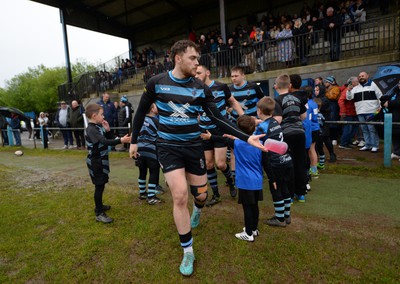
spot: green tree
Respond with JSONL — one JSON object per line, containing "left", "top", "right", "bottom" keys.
{"left": 0, "top": 61, "right": 96, "bottom": 114}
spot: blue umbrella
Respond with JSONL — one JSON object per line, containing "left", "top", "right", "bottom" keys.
{"left": 372, "top": 64, "right": 400, "bottom": 97}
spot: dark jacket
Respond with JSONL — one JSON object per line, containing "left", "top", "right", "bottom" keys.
{"left": 97, "top": 99, "right": 116, "bottom": 127}
{"left": 70, "top": 106, "right": 84, "bottom": 128}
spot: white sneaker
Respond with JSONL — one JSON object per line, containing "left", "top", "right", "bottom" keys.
{"left": 357, "top": 141, "right": 365, "bottom": 147}
{"left": 235, "top": 231, "right": 254, "bottom": 242}
{"left": 359, "top": 146, "right": 371, "bottom": 151}
{"left": 242, "top": 227, "right": 259, "bottom": 237}
{"left": 63, "top": 145, "right": 68, "bottom": 149}
{"left": 332, "top": 140, "right": 337, "bottom": 146}
{"left": 371, "top": 147, "right": 378, "bottom": 153}
{"left": 391, "top": 153, "right": 400, "bottom": 159}
{"left": 352, "top": 140, "right": 359, "bottom": 145}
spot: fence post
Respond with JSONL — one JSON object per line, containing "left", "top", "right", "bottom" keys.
{"left": 383, "top": 113, "right": 392, "bottom": 168}
{"left": 40, "top": 126, "right": 48, "bottom": 149}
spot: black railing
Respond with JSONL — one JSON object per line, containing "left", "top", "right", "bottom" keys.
{"left": 58, "top": 13, "right": 399, "bottom": 101}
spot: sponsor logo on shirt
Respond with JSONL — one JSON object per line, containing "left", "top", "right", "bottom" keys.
{"left": 168, "top": 101, "right": 190, "bottom": 122}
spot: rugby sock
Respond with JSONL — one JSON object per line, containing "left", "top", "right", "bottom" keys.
{"left": 147, "top": 183, "right": 156, "bottom": 198}
{"left": 138, "top": 178, "right": 146, "bottom": 195}
{"left": 207, "top": 168, "right": 220, "bottom": 197}
{"left": 221, "top": 164, "right": 234, "bottom": 185}
{"left": 226, "top": 149, "right": 231, "bottom": 162}
{"left": 284, "top": 198, "right": 292, "bottom": 219}
{"left": 179, "top": 231, "right": 193, "bottom": 253}
{"left": 319, "top": 155, "right": 325, "bottom": 167}
{"left": 274, "top": 200, "right": 285, "bottom": 222}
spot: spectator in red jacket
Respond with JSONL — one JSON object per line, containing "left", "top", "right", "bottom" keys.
{"left": 338, "top": 76, "right": 359, "bottom": 149}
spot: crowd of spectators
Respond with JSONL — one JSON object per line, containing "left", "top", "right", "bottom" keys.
{"left": 93, "top": 0, "right": 390, "bottom": 90}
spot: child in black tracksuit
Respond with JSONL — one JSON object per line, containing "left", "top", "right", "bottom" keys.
{"left": 85, "top": 104, "right": 131, "bottom": 223}
{"left": 255, "top": 97, "right": 294, "bottom": 227}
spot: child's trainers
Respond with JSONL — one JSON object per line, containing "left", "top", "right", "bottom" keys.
{"left": 228, "top": 183, "right": 237, "bottom": 198}
{"left": 95, "top": 212, "right": 113, "bottom": 223}
{"left": 317, "top": 163, "right": 325, "bottom": 170}
{"left": 147, "top": 196, "right": 161, "bottom": 205}
{"left": 294, "top": 194, "right": 306, "bottom": 203}
{"left": 206, "top": 195, "right": 221, "bottom": 207}
{"left": 242, "top": 227, "right": 259, "bottom": 237}
{"left": 155, "top": 185, "right": 166, "bottom": 195}
{"left": 138, "top": 193, "right": 147, "bottom": 200}
{"left": 235, "top": 231, "right": 254, "bottom": 242}
{"left": 179, "top": 252, "right": 195, "bottom": 276}
{"left": 265, "top": 216, "right": 286, "bottom": 227}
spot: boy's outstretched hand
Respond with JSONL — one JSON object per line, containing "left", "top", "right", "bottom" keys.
{"left": 120, "top": 134, "right": 131, "bottom": 144}
{"left": 247, "top": 134, "right": 266, "bottom": 151}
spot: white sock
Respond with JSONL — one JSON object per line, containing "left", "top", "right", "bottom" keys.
{"left": 184, "top": 246, "right": 193, "bottom": 254}
{"left": 193, "top": 204, "right": 201, "bottom": 213}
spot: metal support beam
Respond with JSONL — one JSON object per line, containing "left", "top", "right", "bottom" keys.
{"left": 60, "top": 7, "right": 72, "bottom": 84}
{"left": 219, "top": 0, "right": 226, "bottom": 43}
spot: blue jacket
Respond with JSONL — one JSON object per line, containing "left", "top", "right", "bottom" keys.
{"left": 97, "top": 99, "right": 116, "bottom": 127}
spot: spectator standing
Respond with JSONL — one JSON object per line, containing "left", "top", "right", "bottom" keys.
{"left": 346, "top": 71, "right": 382, "bottom": 152}
{"left": 97, "top": 92, "right": 117, "bottom": 150}
{"left": 275, "top": 22, "right": 295, "bottom": 68}
{"left": 70, "top": 100, "right": 86, "bottom": 150}
{"left": 338, "top": 77, "right": 359, "bottom": 149}
{"left": 216, "top": 37, "right": 228, "bottom": 78}
{"left": 9, "top": 113, "right": 21, "bottom": 146}
{"left": 0, "top": 115, "right": 9, "bottom": 145}
{"left": 324, "top": 76, "right": 341, "bottom": 145}
{"left": 323, "top": 7, "right": 342, "bottom": 62}
{"left": 293, "top": 18, "right": 309, "bottom": 66}
{"left": 38, "top": 112, "right": 49, "bottom": 145}
{"left": 55, "top": 101, "right": 74, "bottom": 149}
{"left": 198, "top": 34, "right": 211, "bottom": 70}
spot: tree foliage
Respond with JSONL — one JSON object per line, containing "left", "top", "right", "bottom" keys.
{"left": 0, "top": 61, "right": 96, "bottom": 114}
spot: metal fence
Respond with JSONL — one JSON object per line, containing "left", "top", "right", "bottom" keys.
{"left": 58, "top": 13, "right": 399, "bottom": 103}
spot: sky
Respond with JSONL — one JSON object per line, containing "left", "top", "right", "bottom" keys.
{"left": 0, "top": 0, "right": 129, "bottom": 88}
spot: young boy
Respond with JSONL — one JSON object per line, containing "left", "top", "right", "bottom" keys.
{"left": 85, "top": 104, "right": 131, "bottom": 223}
{"left": 202, "top": 115, "right": 265, "bottom": 242}
{"left": 254, "top": 97, "right": 293, "bottom": 227}
{"left": 136, "top": 103, "right": 162, "bottom": 205}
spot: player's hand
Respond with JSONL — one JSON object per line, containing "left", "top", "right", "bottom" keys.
{"left": 200, "top": 130, "right": 212, "bottom": 140}
{"left": 247, "top": 134, "right": 266, "bottom": 151}
{"left": 223, "top": 133, "right": 238, "bottom": 140}
{"left": 121, "top": 134, "right": 131, "bottom": 144}
{"left": 129, "top": 143, "right": 138, "bottom": 159}
{"left": 102, "top": 120, "right": 110, "bottom": 131}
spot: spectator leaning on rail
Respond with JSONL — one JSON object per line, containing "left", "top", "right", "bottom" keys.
{"left": 346, "top": 71, "right": 382, "bottom": 153}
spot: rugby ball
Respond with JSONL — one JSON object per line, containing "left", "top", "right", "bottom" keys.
{"left": 14, "top": 150, "right": 24, "bottom": 156}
